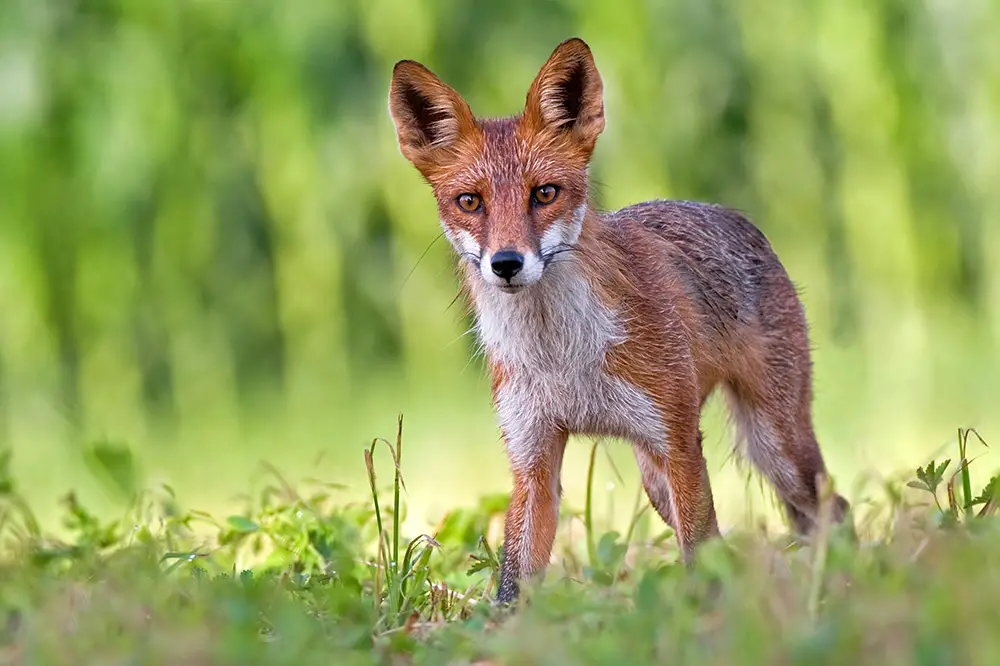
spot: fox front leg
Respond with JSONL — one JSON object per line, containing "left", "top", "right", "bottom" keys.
{"left": 495, "top": 425, "right": 568, "bottom": 604}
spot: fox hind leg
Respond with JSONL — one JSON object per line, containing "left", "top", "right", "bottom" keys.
{"left": 724, "top": 376, "right": 850, "bottom": 535}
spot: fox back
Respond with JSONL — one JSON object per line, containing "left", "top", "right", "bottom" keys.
{"left": 388, "top": 38, "right": 851, "bottom": 604}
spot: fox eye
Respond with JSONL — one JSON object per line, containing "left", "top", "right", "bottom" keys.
{"left": 531, "top": 184, "right": 559, "bottom": 206}
{"left": 456, "top": 193, "right": 482, "bottom": 213}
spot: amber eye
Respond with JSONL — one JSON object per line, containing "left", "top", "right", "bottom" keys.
{"left": 532, "top": 184, "right": 559, "bottom": 206}
{"left": 456, "top": 193, "right": 482, "bottom": 213}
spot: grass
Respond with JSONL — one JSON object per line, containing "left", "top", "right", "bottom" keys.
{"left": 0, "top": 419, "right": 997, "bottom": 665}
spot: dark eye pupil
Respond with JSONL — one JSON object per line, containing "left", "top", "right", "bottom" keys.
{"left": 535, "top": 186, "right": 555, "bottom": 203}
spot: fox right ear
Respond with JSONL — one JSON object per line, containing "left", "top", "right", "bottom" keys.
{"left": 388, "top": 60, "right": 478, "bottom": 170}
{"left": 524, "top": 38, "right": 605, "bottom": 153}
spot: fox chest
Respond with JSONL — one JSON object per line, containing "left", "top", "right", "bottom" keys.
{"left": 473, "top": 277, "right": 665, "bottom": 446}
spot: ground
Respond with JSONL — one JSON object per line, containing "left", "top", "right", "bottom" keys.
{"left": 0, "top": 422, "right": 997, "bottom": 666}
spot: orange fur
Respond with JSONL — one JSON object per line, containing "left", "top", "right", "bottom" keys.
{"left": 388, "top": 38, "right": 851, "bottom": 604}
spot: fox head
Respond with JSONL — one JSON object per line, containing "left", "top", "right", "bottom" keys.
{"left": 388, "top": 38, "right": 605, "bottom": 293}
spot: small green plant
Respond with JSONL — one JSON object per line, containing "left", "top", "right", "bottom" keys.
{"left": 907, "top": 427, "right": 997, "bottom": 526}
{"left": 578, "top": 440, "right": 669, "bottom": 587}
{"left": 364, "top": 414, "right": 446, "bottom": 632}
{"left": 0, "top": 449, "right": 41, "bottom": 551}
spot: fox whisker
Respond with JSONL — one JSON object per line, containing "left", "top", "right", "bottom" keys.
{"left": 541, "top": 243, "right": 582, "bottom": 266}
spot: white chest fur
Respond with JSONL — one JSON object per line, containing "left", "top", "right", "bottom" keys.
{"left": 472, "top": 262, "right": 666, "bottom": 467}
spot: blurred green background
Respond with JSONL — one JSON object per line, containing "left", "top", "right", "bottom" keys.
{"left": 1, "top": 0, "right": 997, "bottom": 534}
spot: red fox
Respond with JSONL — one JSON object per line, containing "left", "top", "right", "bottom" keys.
{"left": 389, "top": 38, "right": 851, "bottom": 603}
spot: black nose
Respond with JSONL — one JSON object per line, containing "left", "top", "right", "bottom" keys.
{"left": 490, "top": 250, "right": 524, "bottom": 281}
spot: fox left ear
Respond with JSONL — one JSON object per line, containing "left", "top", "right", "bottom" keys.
{"left": 524, "top": 38, "right": 605, "bottom": 153}
{"left": 388, "top": 60, "right": 480, "bottom": 174}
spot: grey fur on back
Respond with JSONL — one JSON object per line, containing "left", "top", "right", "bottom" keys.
{"left": 603, "top": 200, "right": 793, "bottom": 334}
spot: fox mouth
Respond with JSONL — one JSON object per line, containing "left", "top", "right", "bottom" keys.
{"left": 497, "top": 284, "right": 526, "bottom": 294}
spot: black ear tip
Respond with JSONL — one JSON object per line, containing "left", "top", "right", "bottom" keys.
{"left": 557, "top": 37, "right": 592, "bottom": 55}
{"left": 392, "top": 59, "right": 428, "bottom": 77}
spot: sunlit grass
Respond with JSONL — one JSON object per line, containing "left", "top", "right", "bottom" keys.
{"left": 0, "top": 417, "right": 997, "bottom": 664}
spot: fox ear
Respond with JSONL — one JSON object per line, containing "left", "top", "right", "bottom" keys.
{"left": 524, "top": 38, "right": 605, "bottom": 152}
{"left": 389, "top": 60, "right": 479, "bottom": 169}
